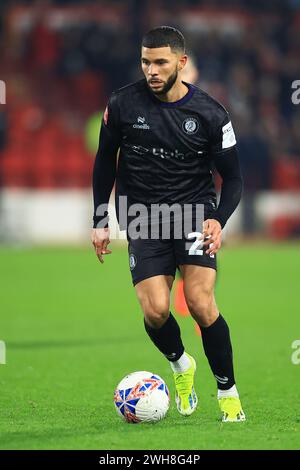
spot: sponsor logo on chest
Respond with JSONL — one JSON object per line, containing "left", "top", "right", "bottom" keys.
{"left": 133, "top": 116, "right": 150, "bottom": 130}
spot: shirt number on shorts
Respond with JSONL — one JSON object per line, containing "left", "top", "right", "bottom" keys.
{"left": 187, "top": 232, "right": 203, "bottom": 255}
{"left": 187, "top": 232, "right": 214, "bottom": 258}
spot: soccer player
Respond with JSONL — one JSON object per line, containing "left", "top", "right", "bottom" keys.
{"left": 91, "top": 26, "right": 245, "bottom": 422}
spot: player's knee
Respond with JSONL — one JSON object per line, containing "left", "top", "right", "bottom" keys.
{"left": 142, "top": 297, "right": 170, "bottom": 329}
{"left": 185, "top": 292, "right": 217, "bottom": 327}
{"left": 186, "top": 296, "right": 210, "bottom": 318}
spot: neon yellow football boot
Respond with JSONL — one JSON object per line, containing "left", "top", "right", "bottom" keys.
{"left": 174, "top": 353, "right": 198, "bottom": 416}
{"left": 218, "top": 396, "right": 246, "bottom": 422}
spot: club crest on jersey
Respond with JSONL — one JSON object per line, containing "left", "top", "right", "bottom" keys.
{"left": 182, "top": 117, "right": 199, "bottom": 135}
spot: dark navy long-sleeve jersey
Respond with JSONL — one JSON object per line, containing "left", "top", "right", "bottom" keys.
{"left": 93, "top": 79, "right": 242, "bottom": 228}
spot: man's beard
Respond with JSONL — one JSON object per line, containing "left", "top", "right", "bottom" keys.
{"left": 147, "top": 69, "right": 178, "bottom": 96}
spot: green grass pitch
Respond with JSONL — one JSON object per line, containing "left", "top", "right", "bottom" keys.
{"left": 0, "top": 243, "right": 299, "bottom": 450}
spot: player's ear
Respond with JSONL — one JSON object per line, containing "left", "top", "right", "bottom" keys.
{"left": 178, "top": 54, "right": 188, "bottom": 71}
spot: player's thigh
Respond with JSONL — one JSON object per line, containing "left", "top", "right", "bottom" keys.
{"left": 135, "top": 274, "right": 174, "bottom": 316}
{"left": 179, "top": 265, "right": 218, "bottom": 324}
{"left": 179, "top": 264, "right": 216, "bottom": 295}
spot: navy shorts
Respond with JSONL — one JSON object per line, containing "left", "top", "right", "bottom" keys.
{"left": 127, "top": 206, "right": 217, "bottom": 286}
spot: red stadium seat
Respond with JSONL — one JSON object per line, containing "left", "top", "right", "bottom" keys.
{"left": 0, "top": 146, "right": 29, "bottom": 187}
{"left": 272, "top": 159, "right": 300, "bottom": 191}
{"left": 269, "top": 215, "right": 300, "bottom": 240}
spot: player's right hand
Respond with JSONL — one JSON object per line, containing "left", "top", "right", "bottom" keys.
{"left": 91, "top": 228, "right": 112, "bottom": 264}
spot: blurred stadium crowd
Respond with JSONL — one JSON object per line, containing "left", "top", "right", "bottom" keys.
{"left": 0, "top": 0, "right": 299, "bottom": 238}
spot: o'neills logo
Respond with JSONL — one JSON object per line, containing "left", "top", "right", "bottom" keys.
{"left": 133, "top": 116, "right": 150, "bottom": 130}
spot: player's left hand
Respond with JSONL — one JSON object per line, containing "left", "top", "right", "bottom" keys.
{"left": 201, "top": 219, "right": 222, "bottom": 256}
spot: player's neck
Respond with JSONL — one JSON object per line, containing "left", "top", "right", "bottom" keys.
{"left": 156, "top": 81, "right": 189, "bottom": 103}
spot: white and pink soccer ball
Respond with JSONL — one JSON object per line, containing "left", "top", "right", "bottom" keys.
{"left": 114, "top": 371, "right": 170, "bottom": 423}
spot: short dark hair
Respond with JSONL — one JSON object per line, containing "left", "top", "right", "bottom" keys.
{"left": 142, "top": 26, "right": 185, "bottom": 53}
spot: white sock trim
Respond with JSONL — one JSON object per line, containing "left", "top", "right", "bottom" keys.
{"left": 170, "top": 352, "right": 191, "bottom": 373}
{"left": 217, "top": 384, "right": 239, "bottom": 399}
